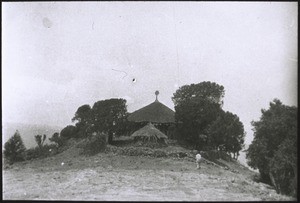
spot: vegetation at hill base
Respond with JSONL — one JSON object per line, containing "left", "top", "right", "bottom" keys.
{"left": 80, "top": 132, "right": 107, "bottom": 156}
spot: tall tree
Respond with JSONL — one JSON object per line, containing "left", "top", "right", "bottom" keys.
{"left": 92, "top": 98, "right": 128, "bottom": 144}
{"left": 246, "top": 99, "right": 297, "bottom": 196}
{"left": 172, "top": 81, "right": 225, "bottom": 107}
{"left": 72, "top": 104, "right": 93, "bottom": 137}
{"left": 72, "top": 104, "right": 92, "bottom": 126}
{"left": 201, "top": 110, "right": 245, "bottom": 158}
{"left": 172, "top": 81, "right": 224, "bottom": 149}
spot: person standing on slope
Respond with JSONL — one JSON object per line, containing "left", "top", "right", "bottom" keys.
{"left": 196, "top": 153, "right": 202, "bottom": 169}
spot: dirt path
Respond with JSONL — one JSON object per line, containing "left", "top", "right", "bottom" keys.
{"left": 3, "top": 153, "right": 294, "bottom": 201}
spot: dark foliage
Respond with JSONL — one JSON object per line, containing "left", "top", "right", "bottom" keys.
{"left": 172, "top": 81, "right": 245, "bottom": 157}
{"left": 26, "top": 144, "right": 59, "bottom": 160}
{"left": 60, "top": 125, "right": 78, "bottom": 139}
{"left": 72, "top": 104, "right": 92, "bottom": 125}
{"left": 81, "top": 133, "right": 107, "bottom": 156}
{"left": 92, "top": 98, "right": 128, "bottom": 144}
{"left": 207, "top": 110, "right": 245, "bottom": 159}
{"left": 4, "top": 130, "right": 27, "bottom": 164}
{"left": 172, "top": 82, "right": 225, "bottom": 143}
{"left": 172, "top": 81, "right": 225, "bottom": 107}
{"left": 246, "top": 99, "right": 297, "bottom": 196}
{"left": 49, "top": 132, "right": 66, "bottom": 147}
{"left": 72, "top": 104, "right": 93, "bottom": 138}
{"left": 173, "top": 84, "right": 223, "bottom": 149}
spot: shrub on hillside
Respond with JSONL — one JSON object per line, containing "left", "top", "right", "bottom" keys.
{"left": 34, "top": 134, "right": 47, "bottom": 148}
{"left": 49, "top": 132, "right": 66, "bottom": 147}
{"left": 25, "top": 147, "right": 40, "bottom": 160}
{"left": 60, "top": 125, "right": 78, "bottom": 139}
{"left": 200, "top": 150, "right": 232, "bottom": 162}
{"left": 4, "top": 130, "right": 27, "bottom": 164}
{"left": 26, "top": 144, "right": 59, "bottom": 160}
{"left": 82, "top": 133, "right": 107, "bottom": 156}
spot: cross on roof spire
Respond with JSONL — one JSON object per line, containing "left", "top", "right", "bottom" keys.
{"left": 155, "top": 90, "right": 159, "bottom": 102}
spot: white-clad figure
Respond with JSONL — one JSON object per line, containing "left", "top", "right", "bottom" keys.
{"left": 196, "top": 153, "right": 202, "bottom": 169}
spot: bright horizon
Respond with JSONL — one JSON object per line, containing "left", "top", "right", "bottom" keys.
{"left": 2, "top": 2, "right": 298, "bottom": 145}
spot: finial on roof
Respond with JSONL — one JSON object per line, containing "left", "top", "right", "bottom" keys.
{"left": 155, "top": 90, "right": 159, "bottom": 101}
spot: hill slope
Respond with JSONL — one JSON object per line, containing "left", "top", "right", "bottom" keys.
{"left": 2, "top": 143, "right": 294, "bottom": 201}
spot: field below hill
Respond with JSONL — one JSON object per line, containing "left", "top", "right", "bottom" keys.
{"left": 2, "top": 143, "right": 295, "bottom": 201}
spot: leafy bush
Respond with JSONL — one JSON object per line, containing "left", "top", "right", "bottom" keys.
{"left": 268, "top": 138, "right": 297, "bottom": 196}
{"left": 200, "top": 150, "right": 232, "bottom": 162}
{"left": 173, "top": 82, "right": 225, "bottom": 149}
{"left": 4, "top": 130, "right": 27, "bottom": 164}
{"left": 82, "top": 133, "right": 107, "bottom": 156}
{"left": 26, "top": 144, "right": 59, "bottom": 160}
{"left": 26, "top": 133, "right": 59, "bottom": 160}
{"left": 49, "top": 132, "right": 66, "bottom": 147}
{"left": 246, "top": 99, "right": 297, "bottom": 197}
{"left": 25, "top": 147, "right": 40, "bottom": 160}
{"left": 60, "top": 125, "right": 78, "bottom": 139}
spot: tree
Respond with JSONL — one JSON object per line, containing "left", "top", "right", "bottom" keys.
{"left": 4, "top": 130, "right": 27, "bottom": 163}
{"left": 173, "top": 82, "right": 225, "bottom": 149}
{"left": 60, "top": 125, "right": 78, "bottom": 139}
{"left": 34, "top": 134, "right": 46, "bottom": 148}
{"left": 92, "top": 98, "right": 128, "bottom": 144}
{"left": 72, "top": 104, "right": 92, "bottom": 126}
{"left": 246, "top": 99, "right": 297, "bottom": 196}
{"left": 72, "top": 104, "right": 93, "bottom": 137}
{"left": 269, "top": 138, "right": 297, "bottom": 196}
{"left": 207, "top": 110, "right": 245, "bottom": 159}
{"left": 49, "top": 132, "right": 65, "bottom": 147}
{"left": 175, "top": 98, "right": 222, "bottom": 135}
{"left": 172, "top": 81, "right": 225, "bottom": 107}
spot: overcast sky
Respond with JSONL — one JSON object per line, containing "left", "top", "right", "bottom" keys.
{"left": 2, "top": 2, "right": 297, "bottom": 144}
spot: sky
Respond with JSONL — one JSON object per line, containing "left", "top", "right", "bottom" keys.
{"left": 2, "top": 2, "right": 298, "bottom": 144}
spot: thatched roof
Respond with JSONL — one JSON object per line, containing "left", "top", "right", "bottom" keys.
{"left": 131, "top": 123, "right": 168, "bottom": 139}
{"left": 128, "top": 100, "right": 175, "bottom": 123}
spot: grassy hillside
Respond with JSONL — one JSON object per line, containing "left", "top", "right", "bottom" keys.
{"left": 2, "top": 122, "right": 63, "bottom": 149}
{"left": 3, "top": 142, "right": 294, "bottom": 201}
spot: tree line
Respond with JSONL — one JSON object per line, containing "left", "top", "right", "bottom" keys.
{"left": 4, "top": 81, "right": 245, "bottom": 161}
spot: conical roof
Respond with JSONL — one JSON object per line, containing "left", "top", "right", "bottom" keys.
{"left": 128, "top": 99, "right": 175, "bottom": 123}
{"left": 131, "top": 123, "right": 168, "bottom": 139}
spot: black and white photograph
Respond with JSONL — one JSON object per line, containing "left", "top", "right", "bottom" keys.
{"left": 2, "top": 1, "right": 297, "bottom": 201}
